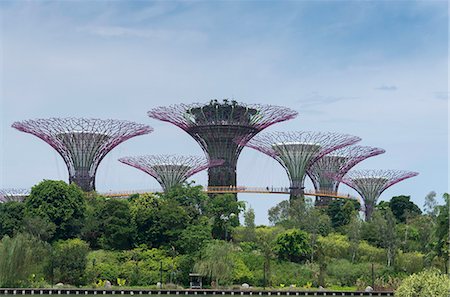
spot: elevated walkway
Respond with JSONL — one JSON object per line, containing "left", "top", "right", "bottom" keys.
{"left": 102, "top": 186, "right": 356, "bottom": 200}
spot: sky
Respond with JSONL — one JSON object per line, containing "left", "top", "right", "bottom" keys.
{"left": 0, "top": 1, "right": 448, "bottom": 225}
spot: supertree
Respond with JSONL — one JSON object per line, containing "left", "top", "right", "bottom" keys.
{"left": 0, "top": 188, "right": 30, "bottom": 203}
{"left": 12, "top": 118, "right": 153, "bottom": 192}
{"left": 331, "top": 169, "right": 419, "bottom": 221}
{"left": 242, "top": 131, "right": 361, "bottom": 200}
{"left": 307, "top": 145, "right": 386, "bottom": 206}
{"left": 118, "top": 155, "right": 224, "bottom": 192}
{"left": 148, "top": 99, "right": 297, "bottom": 189}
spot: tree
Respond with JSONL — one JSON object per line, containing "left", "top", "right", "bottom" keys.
{"left": 423, "top": 191, "right": 438, "bottom": 217}
{"left": 25, "top": 180, "right": 86, "bottom": 241}
{"left": 130, "top": 193, "right": 188, "bottom": 249}
{"left": 53, "top": 238, "right": 89, "bottom": 286}
{"left": 97, "top": 199, "right": 135, "bottom": 250}
{"left": 435, "top": 193, "right": 449, "bottom": 273}
{"left": 326, "top": 199, "right": 360, "bottom": 229}
{"left": 255, "top": 226, "right": 283, "bottom": 286}
{"left": 0, "top": 233, "right": 49, "bottom": 287}
{"left": 176, "top": 217, "right": 212, "bottom": 254}
{"left": 163, "top": 182, "right": 209, "bottom": 220}
{"left": 0, "top": 201, "right": 25, "bottom": 238}
{"left": 274, "top": 229, "right": 311, "bottom": 263}
{"left": 389, "top": 195, "right": 422, "bottom": 223}
{"left": 345, "top": 215, "right": 362, "bottom": 263}
{"left": 207, "top": 194, "right": 245, "bottom": 240}
{"left": 194, "top": 240, "right": 234, "bottom": 286}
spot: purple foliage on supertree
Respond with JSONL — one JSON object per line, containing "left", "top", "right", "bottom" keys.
{"left": 0, "top": 188, "right": 30, "bottom": 203}
{"left": 148, "top": 99, "right": 297, "bottom": 187}
{"left": 12, "top": 118, "right": 153, "bottom": 192}
{"left": 307, "top": 145, "right": 386, "bottom": 193}
{"left": 118, "top": 155, "right": 224, "bottom": 192}
{"left": 242, "top": 131, "right": 361, "bottom": 199}
{"left": 330, "top": 169, "right": 419, "bottom": 221}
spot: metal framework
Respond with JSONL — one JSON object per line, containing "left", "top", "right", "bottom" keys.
{"left": 0, "top": 188, "right": 30, "bottom": 203}
{"left": 332, "top": 169, "right": 419, "bottom": 221}
{"left": 307, "top": 146, "right": 385, "bottom": 206}
{"left": 148, "top": 99, "right": 297, "bottom": 188}
{"left": 243, "top": 131, "right": 361, "bottom": 200}
{"left": 12, "top": 118, "right": 153, "bottom": 192}
{"left": 118, "top": 155, "right": 224, "bottom": 192}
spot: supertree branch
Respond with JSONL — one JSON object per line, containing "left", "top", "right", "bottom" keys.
{"left": 148, "top": 100, "right": 297, "bottom": 187}
{"left": 118, "top": 155, "right": 224, "bottom": 192}
{"left": 331, "top": 169, "right": 419, "bottom": 221}
{"left": 0, "top": 188, "right": 30, "bottom": 203}
{"left": 12, "top": 118, "right": 153, "bottom": 192}
{"left": 243, "top": 131, "right": 361, "bottom": 200}
{"left": 307, "top": 145, "right": 386, "bottom": 194}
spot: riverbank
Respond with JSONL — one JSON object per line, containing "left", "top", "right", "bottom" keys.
{"left": 1, "top": 288, "right": 394, "bottom": 296}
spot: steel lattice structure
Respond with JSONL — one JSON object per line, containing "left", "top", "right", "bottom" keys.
{"left": 148, "top": 99, "right": 297, "bottom": 188}
{"left": 243, "top": 131, "right": 361, "bottom": 200}
{"left": 0, "top": 188, "right": 30, "bottom": 203}
{"left": 119, "top": 155, "right": 224, "bottom": 192}
{"left": 331, "top": 169, "right": 419, "bottom": 221}
{"left": 12, "top": 118, "right": 153, "bottom": 192}
{"left": 307, "top": 145, "right": 386, "bottom": 206}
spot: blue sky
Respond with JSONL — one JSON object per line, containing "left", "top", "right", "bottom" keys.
{"left": 0, "top": 1, "right": 448, "bottom": 224}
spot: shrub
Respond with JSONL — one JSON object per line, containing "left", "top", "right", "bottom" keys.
{"left": 318, "top": 233, "right": 350, "bottom": 260}
{"left": 53, "top": 238, "right": 89, "bottom": 286}
{"left": 396, "top": 251, "right": 424, "bottom": 274}
{"left": 395, "top": 269, "right": 450, "bottom": 297}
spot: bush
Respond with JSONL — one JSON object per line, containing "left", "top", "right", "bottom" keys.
{"left": 318, "top": 233, "right": 350, "bottom": 260}
{"left": 357, "top": 241, "right": 385, "bottom": 263}
{"left": 395, "top": 269, "right": 450, "bottom": 297}
{"left": 396, "top": 251, "right": 424, "bottom": 274}
{"left": 326, "top": 259, "right": 372, "bottom": 287}
{"left": 53, "top": 238, "right": 89, "bottom": 286}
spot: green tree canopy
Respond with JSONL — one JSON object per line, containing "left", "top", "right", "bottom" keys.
{"left": 194, "top": 240, "right": 234, "bottom": 286}
{"left": 274, "top": 229, "right": 311, "bottom": 263}
{"left": 0, "top": 201, "right": 25, "bottom": 238}
{"left": 326, "top": 199, "right": 360, "bottom": 229}
{"left": 389, "top": 195, "right": 422, "bottom": 223}
{"left": 25, "top": 180, "right": 86, "bottom": 241}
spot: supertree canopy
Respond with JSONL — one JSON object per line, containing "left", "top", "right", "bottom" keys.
{"left": 148, "top": 99, "right": 297, "bottom": 188}
{"left": 0, "top": 188, "right": 30, "bottom": 203}
{"left": 118, "top": 155, "right": 224, "bottom": 192}
{"left": 243, "top": 131, "right": 361, "bottom": 200}
{"left": 307, "top": 145, "right": 385, "bottom": 206}
{"left": 332, "top": 169, "right": 419, "bottom": 221}
{"left": 12, "top": 118, "right": 153, "bottom": 192}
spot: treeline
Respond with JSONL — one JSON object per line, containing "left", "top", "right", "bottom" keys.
{"left": 0, "top": 180, "right": 448, "bottom": 290}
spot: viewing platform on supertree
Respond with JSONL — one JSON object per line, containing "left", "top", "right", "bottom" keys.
{"left": 12, "top": 118, "right": 153, "bottom": 192}
{"left": 0, "top": 188, "right": 30, "bottom": 203}
{"left": 147, "top": 99, "right": 297, "bottom": 189}
{"left": 330, "top": 169, "right": 419, "bottom": 221}
{"left": 119, "top": 155, "right": 224, "bottom": 192}
{"left": 307, "top": 145, "right": 385, "bottom": 206}
{"left": 242, "top": 131, "right": 361, "bottom": 200}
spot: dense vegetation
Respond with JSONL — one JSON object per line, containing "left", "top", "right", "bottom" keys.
{"left": 0, "top": 180, "right": 448, "bottom": 292}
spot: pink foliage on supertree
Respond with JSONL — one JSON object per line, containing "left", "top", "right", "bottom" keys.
{"left": 307, "top": 145, "right": 386, "bottom": 193}
{"left": 119, "top": 155, "right": 224, "bottom": 192}
{"left": 12, "top": 118, "right": 153, "bottom": 191}
{"left": 330, "top": 169, "right": 419, "bottom": 220}
{"left": 242, "top": 131, "right": 361, "bottom": 199}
